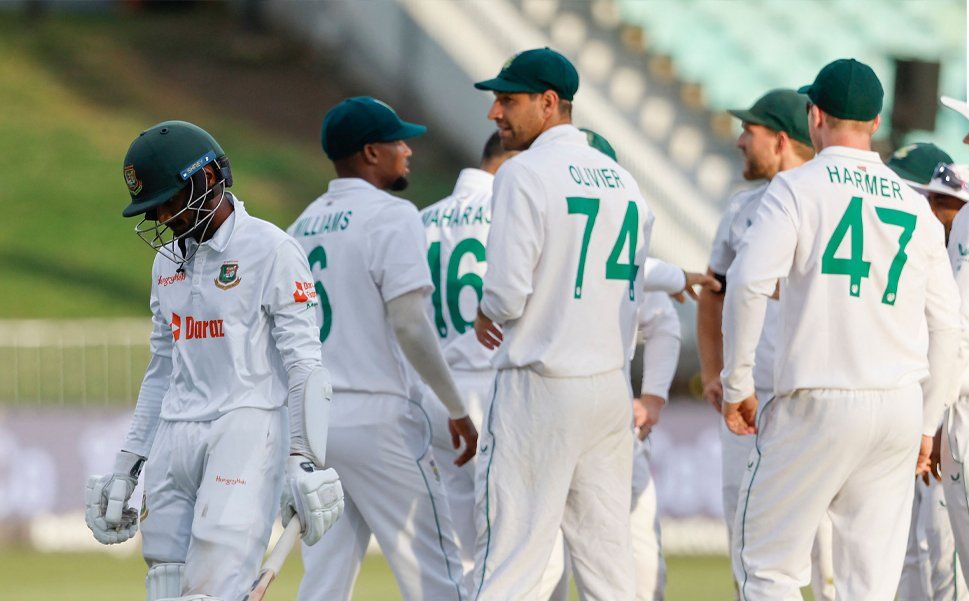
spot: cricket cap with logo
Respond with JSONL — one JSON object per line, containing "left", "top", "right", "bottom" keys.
{"left": 923, "top": 163, "right": 969, "bottom": 203}
{"left": 887, "top": 142, "right": 953, "bottom": 188}
{"left": 728, "top": 89, "right": 812, "bottom": 147}
{"left": 320, "top": 96, "right": 427, "bottom": 161}
{"left": 474, "top": 47, "right": 579, "bottom": 101}
{"left": 121, "top": 120, "right": 231, "bottom": 218}
{"left": 799, "top": 58, "right": 884, "bottom": 121}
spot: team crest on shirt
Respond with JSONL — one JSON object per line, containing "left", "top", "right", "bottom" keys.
{"left": 139, "top": 492, "right": 149, "bottom": 523}
{"left": 123, "top": 165, "right": 143, "bottom": 195}
{"left": 215, "top": 261, "right": 241, "bottom": 290}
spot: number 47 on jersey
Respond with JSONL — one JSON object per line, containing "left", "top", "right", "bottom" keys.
{"left": 821, "top": 195, "right": 917, "bottom": 306}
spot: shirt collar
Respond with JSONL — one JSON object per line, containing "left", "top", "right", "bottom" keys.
{"left": 326, "top": 177, "right": 380, "bottom": 194}
{"left": 529, "top": 124, "right": 584, "bottom": 150}
{"left": 453, "top": 168, "right": 494, "bottom": 195}
{"left": 818, "top": 145, "right": 883, "bottom": 164}
{"left": 183, "top": 193, "right": 243, "bottom": 256}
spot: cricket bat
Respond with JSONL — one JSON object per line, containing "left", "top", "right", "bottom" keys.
{"left": 242, "top": 519, "right": 301, "bottom": 601}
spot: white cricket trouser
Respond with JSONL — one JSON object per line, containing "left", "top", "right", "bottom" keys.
{"left": 721, "top": 392, "right": 836, "bottom": 601}
{"left": 538, "top": 438, "right": 666, "bottom": 601}
{"left": 423, "top": 368, "right": 495, "bottom": 589}
{"left": 734, "top": 385, "right": 921, "bottom": 601}
{"left": 140, "top": 407, "right": 286, "bottom": 600}
{"left": 898, "top": 475, "right": 967, "bottom": 600}
{"left": 472, "top": 367, "right": 634, "bottom": 601}
{"left": 942, "top": 397, "right": 969, "bottom": 591}
{"left": 297, "top": 393, "right": 466, "bottom": 601}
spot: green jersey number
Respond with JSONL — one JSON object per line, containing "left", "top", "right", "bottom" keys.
{"left": 427, "top": 238, "right": 487, "bottom": 338}
{"left": 566, "top": 196, "right": 640, "bottom": 300}
{"left": 307, "top": 245, "right": 334, "bottom": 342}
{"left": 820, "top": 196, "right": 917, "bottom": 306}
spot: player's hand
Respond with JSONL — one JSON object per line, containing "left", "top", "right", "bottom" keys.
{"left": 723, "top": 394, "right": 758, "bottom": 436}
{"left": 474, "top": 309, "right": 503, "bottom": 349}
{"left": 84, "top": 450, "right": 144, "bottom": 545}
{"left": 702, "top": 378, "right": 724, "bottom": 414}
{"left": 449, "top": 416, "right": 478, "bottom": 467}
{"left": 917, "top": 435, "right": 935, "bottom": 481}
{"left": 283, "top": 455, "right": 344, "bottom": 546}
{"left": 679, "top": 271, "right": 722, "bottom": 302}
{"left": 634, "top": 394, "right": 665, "bottom": 440}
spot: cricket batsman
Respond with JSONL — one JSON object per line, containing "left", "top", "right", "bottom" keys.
{"left": 722, "top": 59, "right": 962, "bottom": 599}
{"left": 84, "top": 121, "right": 344, "bottom": 600}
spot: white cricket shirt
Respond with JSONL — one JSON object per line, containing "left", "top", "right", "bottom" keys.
{"left": 709, "top": 183, "right": 778, "bottom": 394}
{"left": 421, "top": 168, "right": 496, "bottom": 372}
{"left": 126, "top": 197, "right": 324, "bottom": 455}
{"left": 723, "top": 147, "right": 961, "bottom": 421}
{"left": 480, "top": 124, "right": 655, "bottom": 377}
{"left": 288, "top": 178, "right": 432, "bottom": 399}
{"left": 947, "top": 205, "right": 969, "bottom": 396}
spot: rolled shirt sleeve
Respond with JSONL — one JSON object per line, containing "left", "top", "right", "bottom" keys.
{"left": 369, "top": 202, "right": 434, "bottom": 303}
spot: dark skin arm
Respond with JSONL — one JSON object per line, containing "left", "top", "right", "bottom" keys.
{"left": 696, "top": 268, "right": 725, "bottom": 413}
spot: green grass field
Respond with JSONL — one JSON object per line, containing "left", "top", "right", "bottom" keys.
{"left": 0, "top": 7, "right": 458, "bottom": 319}
{"left": 0, "top": 549, "right": 745, "bottom": 600}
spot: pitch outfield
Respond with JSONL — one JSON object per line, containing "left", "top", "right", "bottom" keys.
{"left": 0, "top": 549, "right": 783, "bottom": 600}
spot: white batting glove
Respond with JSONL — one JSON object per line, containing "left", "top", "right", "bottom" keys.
{"left": 281, "top": 455, "right": 344, "bottom": 546}
{"left": 85, "top": 450, "right": 144, "bottom": 545}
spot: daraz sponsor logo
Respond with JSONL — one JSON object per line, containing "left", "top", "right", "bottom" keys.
{"left": 171, "top": 313, "right": 225, "bottom": 342}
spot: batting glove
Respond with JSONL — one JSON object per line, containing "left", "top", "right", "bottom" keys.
{"left": 84, "top": 450, "right": 144, "bottom": 545}
{"left": 282, "top": 455, "right": 344, "bottom": 546}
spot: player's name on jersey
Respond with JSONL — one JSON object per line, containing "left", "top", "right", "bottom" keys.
{"left": 422, "top": 205, "right": 490, "bottom": 229}
{"left": 826, "top": 165, "right": 903, "bottom": 201}
{"left": 290, "top": 210, "right": 353, "bottom": 237}
{"left": 568, "top": 164, "right": 625, "bottom": 190}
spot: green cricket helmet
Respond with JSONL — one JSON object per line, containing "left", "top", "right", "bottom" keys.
{"left": 121, "top": 120, "right": 232, "bottom": 218}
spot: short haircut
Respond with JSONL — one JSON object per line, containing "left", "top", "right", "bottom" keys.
{"left": 559, "top": 98, "right": 573, "bottom": 118}
{"left": 481, "top": 130, "right": 506, "bottom": 163}
{"left": 791, "top": 139, "right": 815, "bottom": 161}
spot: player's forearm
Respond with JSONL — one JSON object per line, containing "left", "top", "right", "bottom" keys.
{"left": 122, "top": 353, "right": 172, "bottom": 458}
{"left": 388, "top": 291, "right": 467, "bottom": 418}
{"left": 641, "top": 332, "right": 680, "bottom": 400}
{"left": 696, "top": 282, "right": 725, "bottom": 385}
{"left": 642, "top": 258, "right": 687, "bottom": 294}
{"left": 924, "top": 327, "right": 962, "bottom": 435}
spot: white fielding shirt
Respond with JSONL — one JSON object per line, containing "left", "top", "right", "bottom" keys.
{"left": 635, "top": 291, "right": 681, "bottom": 400}
{"left": 947, "top": 205, "right": 969, "bottom": 397}
{"left": 287, "top": 178, "right": 432, "bottom": 400}
{"left": 480, "top": 124, "right": 654, "bottom": 376}
{"left": 124, "top": 197, "right": 324, "bottom": 457}
{"left": 722, "top": 146, "right": 961, "bottom": 434}
{"left": 421, "top": 168, "right": 496, "bottom": 372}
{"left": 709, "top": 183, "right": 779, "bottom": 394}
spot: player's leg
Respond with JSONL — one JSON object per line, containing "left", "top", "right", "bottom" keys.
{"left": 630, "top": 445, "right": 666, "bottom": 601}
{"left": 141, "top": 420, "right": 195, "bottom": 600}
{"left": 333, "top": 395, "right": 465, "bottom": 601}
{"left": 720, "top": 394, "right": 758, "bottom": 600}
{"left": 897, "top": 484, "right": 929, "bottom": 600}
{"left": 561, "top": 370, "right": 636, "bottom": 601}
{"left": 732, "top": 392, "right": 862, "bottom": 601}
{"left": 181, "top": 407, "right": 286, "bottom": 600}
{"left": 472, "top": 368, "right": 577, "bottom": 601}
{"left": 921, "top": 477, "right": 969, "bottom": 599}
{"left": 535, "top": 530, "right": 570, "bottom": 601}
{"left": 297, "top": 492, "right": 370, "bottom": 601}
{"left": 942, "top": 401, "right": 969, "bottom": 588}
{"left": 809, "top": 513, "right": 835, "bottom": 601}
{"left": 826, "top": 385, "right": 921, "bottom": 601}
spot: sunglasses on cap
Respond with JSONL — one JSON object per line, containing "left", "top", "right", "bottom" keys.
{"left": 933, "top": 163, "right": 969, "bottom": 193}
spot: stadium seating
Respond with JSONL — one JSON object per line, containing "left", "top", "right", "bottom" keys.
{"left": 617, "top": 0, "right": 967, "bottom": 153}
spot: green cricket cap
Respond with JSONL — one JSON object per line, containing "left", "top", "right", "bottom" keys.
{"left": 474, "top": 47, "right": 579, "bottom": 101}
{"left": 580, "top": 128, "right": 617, "bottom": 161}
{"left": 887, "top": 142, "right": 954, "bottom": 186}
{"left": 728, "top": 89, "right": 812, "bottom": 147}
{"left": 122, "top": 120, "right": 225, "bottom": 218}
{"left": 321, "top": 96, "right": 427, "bottom": 161}
{"left": 798, "top": 58, "right": 883, "bottom": 121}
